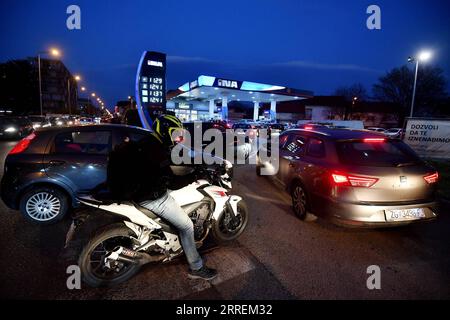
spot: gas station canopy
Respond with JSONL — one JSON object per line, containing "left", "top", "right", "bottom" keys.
{"left": 168, "top": 75, "right": 313, "bottom": 121}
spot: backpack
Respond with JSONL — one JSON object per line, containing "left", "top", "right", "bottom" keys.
{"left": 106, "top": 140, "right": 143, "bottom": 202}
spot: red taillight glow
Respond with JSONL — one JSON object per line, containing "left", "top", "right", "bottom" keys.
{"left": 9, "top": 133, "right": 36, "bottom": 155}
{"left": 331, "top": 172, "right": 379, "bottom": 188}
{"left": 226, "top": 123, "right": 232, "bottom": 129}
{"left": 363, "top": 138, "right": 385, "bottom": 143}
{"left": 304, "top": 126, "right": 313, "bottom": 130}
{"left": 424, "top": 172, "right": 439, "bottom": 184}
{"left": 331, "top": 174, "right": 349, "bottom": 184}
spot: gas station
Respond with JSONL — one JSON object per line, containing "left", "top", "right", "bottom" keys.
{"left": 135, "top": 51, "right": 313, "bottom": 128}
{"left": 166, "top": 75, "right": 313, "bottom": 122}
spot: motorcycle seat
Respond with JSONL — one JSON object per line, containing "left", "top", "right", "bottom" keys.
{"left": 131, "top": 202, "right": 159, "bottom": 220}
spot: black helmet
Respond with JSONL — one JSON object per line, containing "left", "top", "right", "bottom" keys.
{"left": 151, "top": 114, "right": 184, "bottom": 146}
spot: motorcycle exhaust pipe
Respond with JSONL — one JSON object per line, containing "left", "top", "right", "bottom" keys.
{"left": 107, "top": 247, "right": 163, "bottom": 265}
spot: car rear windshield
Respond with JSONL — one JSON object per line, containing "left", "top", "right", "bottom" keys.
{"left": 233, "top": 124, "right": 252, "bottom": 129}
{"left": 336, "top": 140, "right": 421, "bottom": 167}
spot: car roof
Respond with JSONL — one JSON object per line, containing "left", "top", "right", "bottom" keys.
{"left": 35, "top": 123, "right": 151, "bottom": 133}
{"left": 285, "top": 127, "right": 387, "bottom": 140}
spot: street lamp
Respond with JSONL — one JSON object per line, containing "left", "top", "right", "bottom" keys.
{"left": 68, "top": 74, "right": 81, "bottom": 115}
{"left": 81, "top": 86, "right": 86, "bottom": 92}
{"left": 408, "top": 50, "right": 432, "bottom": 118}
{"left": 128, "top": 95, "right": 134, "bottom": 110}
{"left": 37, "top": 48, "right": 60, "bottom": 116}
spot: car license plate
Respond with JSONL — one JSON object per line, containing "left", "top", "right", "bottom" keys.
{"left": 385, "top": 208, "right": 426, "bottom": 222}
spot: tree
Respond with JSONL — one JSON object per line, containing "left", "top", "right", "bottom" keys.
{"left": 334, "top": 83, "right": 368, "bottom": 102}
{"left": 373, "top": 65, "right": 448, "bottom": 118}
{"left": 334, "top": 83, "right": 368, "bottom": 119}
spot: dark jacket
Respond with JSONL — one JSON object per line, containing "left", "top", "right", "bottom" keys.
{"left": 107, "top": 133, "right": 197, "bottom": 203}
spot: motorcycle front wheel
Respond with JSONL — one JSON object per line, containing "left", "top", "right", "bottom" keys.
{"left": 78, "top": 223, "right": 141, "bottom": 287}
{"left": 212, "top": 200, "right": 248, "bottom": 243}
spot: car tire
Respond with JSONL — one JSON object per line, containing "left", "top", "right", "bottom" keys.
{"left": 19, "top": 186, "right": 69, "bottom": 224}
{"left": 291, "top": 182, "right": 308, "bottom": 220}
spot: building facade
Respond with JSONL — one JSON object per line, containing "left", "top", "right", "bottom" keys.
{"left": 0, "top": 57, "right": 79, "bottom": 115}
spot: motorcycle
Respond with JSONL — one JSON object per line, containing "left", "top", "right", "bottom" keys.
{"left": 76, "top": 161, "right": 248, "bottom": 287}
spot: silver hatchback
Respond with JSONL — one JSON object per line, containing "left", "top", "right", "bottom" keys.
{"left": 257, "top": 128, "right": 439, "bottom": 227}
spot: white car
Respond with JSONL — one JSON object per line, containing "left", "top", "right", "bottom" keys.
{"left": 367, "top": 127, "right": 387, "bottom": 134}
{"left": 385, "top": 128, "right": 404, "bottom": 139}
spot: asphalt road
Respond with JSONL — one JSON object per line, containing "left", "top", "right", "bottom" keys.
{"left": 0, "top": 140, "right": 449, "bottom": 299}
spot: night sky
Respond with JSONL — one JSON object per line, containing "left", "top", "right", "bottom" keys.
{"left": 1, "top": 0, "right": 449, "bottom": 109}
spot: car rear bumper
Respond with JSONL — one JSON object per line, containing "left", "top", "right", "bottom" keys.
{"left": 325, "top": 199, "right": 438, "bottom": 228}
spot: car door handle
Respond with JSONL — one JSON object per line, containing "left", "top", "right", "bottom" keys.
{"left": 49, "top": 160, "right": 66, "bottom": 166}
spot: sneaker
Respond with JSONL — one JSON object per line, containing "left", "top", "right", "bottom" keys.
{"left": 188, "top": 266, "right": 218, "bottom": 280}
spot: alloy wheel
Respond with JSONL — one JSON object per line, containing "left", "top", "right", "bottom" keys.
{"left": 25, "top": 192, "right": 61, "bottom": 221}
{"left": 293, "top": 185, "right": 307, "bottom": 218}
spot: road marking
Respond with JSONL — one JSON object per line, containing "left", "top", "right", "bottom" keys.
{"left": 90, "top": 246, "right": 256, "bottom": 299}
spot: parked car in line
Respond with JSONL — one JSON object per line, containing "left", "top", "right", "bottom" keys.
{"left": 28, "top": 115, "right": 51, "bottom": 129}
{"left": 48, "top": 116, "right": 68, "bottom": 127}
{"left": 367, "top": 127, "right": 387, "bottom": 134}
{"left": 385, "top": 128, "right": 404, "bottom": 139}
{"left": 0, "top": 116, "right": 34, "bottom": 140}
{"left": 208, "top": 119, "right": 233, "bottom": 132}
{"left": 256, "top": 127, "right": 439, "bottom": 227}
{"left": 183, "top": 121, "right": 251, "bottom": 160}
{"left": 232, "top": 122, "right": 258, "bottom": 142}
{"left": 266, "top": 123, "right": 285, "bottom": 136}
{"left": 78, "top": 117, "right": 95, "bottom": 125}
{"left": 0, "top": 124, "right": 153, "bottom": 224}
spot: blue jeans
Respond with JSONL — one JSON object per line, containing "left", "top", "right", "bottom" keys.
{"left": 139, "top": 192, "right": 203, "bottom": 271}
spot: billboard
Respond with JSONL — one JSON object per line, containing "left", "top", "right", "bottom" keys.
{"left": 404, "top": 119, "right": 450, "bottom": 159}
{"left": 136, "top": 51, "right": 167, "bottom": 129}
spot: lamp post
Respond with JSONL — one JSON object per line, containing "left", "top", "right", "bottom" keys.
{"left": 37, "top": 48, "right": 60, "bottom": 116}
{"left": 350, "top": 96, "right": 358, "bottom": 120}
{"left": 128, "top": 95, "right": 134, "bottom": 110}
{"left": 68, "top": 75, "right": 81, "bottom": 115}
{"left": 408, "top": 51, "right": 432, "bottom": 118}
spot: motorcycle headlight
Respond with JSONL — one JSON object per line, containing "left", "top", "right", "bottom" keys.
{"left": 5, "top": 127, "right": 17, "bottom": 133}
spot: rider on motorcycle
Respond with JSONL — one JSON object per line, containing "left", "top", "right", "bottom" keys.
{"left": 112, "top": 114, "right": 218, "bottom": 280}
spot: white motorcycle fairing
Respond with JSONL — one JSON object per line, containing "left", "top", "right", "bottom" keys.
{"left": 169, "top": 179, "right": 243, "bottom": 219}
{"left": 77, "top": 176, "right": 243, "bottom": 255}
{"left": 78, "top": 197, "right": 161, "bottom": 230}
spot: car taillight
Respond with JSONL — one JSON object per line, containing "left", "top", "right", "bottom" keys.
{"left": 331, "top": 173, "right": 379, "bottom": 188}
{"left": 363, "top": 138, "right": 385, "bottom": 143}
{"left": 424, "top": 172, "right": 439, "bottom": 184}
{"left": 8, "top": 133, "right": 36, "bottom": 155}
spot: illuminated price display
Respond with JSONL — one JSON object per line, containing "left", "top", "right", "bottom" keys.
{"left": 136, "top": 51, "right": 167, "bottom": 126}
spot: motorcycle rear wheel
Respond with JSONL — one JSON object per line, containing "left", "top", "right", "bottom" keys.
{"left": 78, "top": 223, "right": 141, "bottom": 287}
{"left": 212, "top": 200, "right": 248, "bottom": 243}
